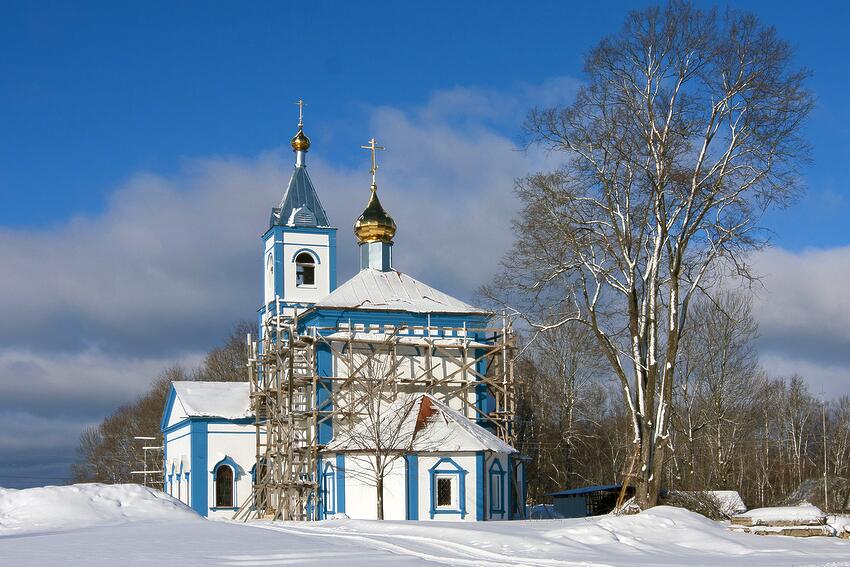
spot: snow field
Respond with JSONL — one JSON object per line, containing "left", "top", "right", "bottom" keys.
{"left": 1, "top": 484, "right": 849, "bottom": 566}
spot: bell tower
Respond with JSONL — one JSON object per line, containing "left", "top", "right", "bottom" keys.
{"left": 261, "top": 100, "right": 337, "bottom": 319}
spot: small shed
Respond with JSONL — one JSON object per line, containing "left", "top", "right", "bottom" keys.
{"left": 550, "top": 484, "right": 632, "bottom": 518}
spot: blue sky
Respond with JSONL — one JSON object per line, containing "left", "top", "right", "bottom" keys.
{"left": 4, "top": 0, "right": 848, "bottom": 246}
{"left": 1, "top": 1, "right": 849, "bottom": 488}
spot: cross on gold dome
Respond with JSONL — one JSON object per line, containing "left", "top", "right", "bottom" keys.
{"left": 360, "top": 137, "right": 386, "bottom": 187}
{"left": 295, "top": 98, "right": 306, "bottom": 127}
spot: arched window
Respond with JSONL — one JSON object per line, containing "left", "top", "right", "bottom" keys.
{"left": 215, "top": 465, "right": 234, "bottom": 508}
{"left": 295, "top": 252, "right": 316, "bottom": 287}
{"left": 265, "top": 253, "right": 274, "bottom": 297}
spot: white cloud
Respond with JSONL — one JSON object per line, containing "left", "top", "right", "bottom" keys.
{"left": 751, "top": 245, "right": 850, "bottom": 397}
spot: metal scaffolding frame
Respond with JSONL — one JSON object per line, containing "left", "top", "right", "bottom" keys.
{"left": 236, "top": 298, "right": 517, "bottom": 521}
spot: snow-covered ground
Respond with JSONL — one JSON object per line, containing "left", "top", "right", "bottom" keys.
{"left": 1, "top": 484, "right": 849, "bottom": 567}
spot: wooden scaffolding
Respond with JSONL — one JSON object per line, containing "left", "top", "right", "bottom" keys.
{"left": 237, "top": 300, "right": 518, "bottom": 521}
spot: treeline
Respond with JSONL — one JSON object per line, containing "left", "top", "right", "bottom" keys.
{"left": 71, "top": 321, "right": 253, "bottom": 484}
{"left": 514, "top": 292, "right": 850, "bottom": 512}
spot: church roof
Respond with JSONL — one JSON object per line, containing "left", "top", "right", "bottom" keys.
{"left": 313, "top": 268, "right": 490, "bottom": 315}
{"left": 170, "top": 381, "right": 252, "bottom": 420}
{"left": 324, "top": 393, "right": 517, "bottom": 454}
{"left": 269, "top": 166, "right": 331, "bottom": 229}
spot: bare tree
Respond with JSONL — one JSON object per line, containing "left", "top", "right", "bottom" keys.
{"left": 671, "top": 291, "right": 759, "bottom": 489}
{"left": 194, "top": 320, "right": 254, "bottom": 382}
{"left": 329, "top": 347, "right": 419, "bottom": 520}
{"left": 493, "top": 1, "right": 812, "bottom": 507}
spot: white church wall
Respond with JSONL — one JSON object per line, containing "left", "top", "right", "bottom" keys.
{"left": 164, "top": 423, "right": 191, "bottom": 506}
{"left": 341, "top": 454, "right": 407, "bottom": 520}
{"left": 205, "top": 422, "right": 256, "bottom": 519}
{"left": 416, "top": 453, "right": 479, "bottom": 522}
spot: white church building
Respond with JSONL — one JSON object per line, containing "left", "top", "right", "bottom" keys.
{"left": 161, "top": 112, "right": 526, "bottom": 521}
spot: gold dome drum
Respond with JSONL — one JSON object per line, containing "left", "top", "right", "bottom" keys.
{"left": 354, "top": 185, "right": 396, "bottom": 243}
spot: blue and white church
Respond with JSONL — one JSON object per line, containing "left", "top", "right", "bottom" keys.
{"left": 161, "top": 111, "right": 525, "bottom": 522}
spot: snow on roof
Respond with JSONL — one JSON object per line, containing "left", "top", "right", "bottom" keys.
{"left": 314, "top": 268, "right": 490, "bottom": 315}
{"left": 171, "top": 381, "right": 252, "bottom": 420}
{"left": 324, "top": 393, "right": 517, "bottom": 454}
{"left": 703, "top": 490, "right": 747, "bottom": 515}
{"left": 736, "top": 502, "right": 826, "bottom": 525}
{"left": 415, "top": 395, "right": 517, "bottom": 453}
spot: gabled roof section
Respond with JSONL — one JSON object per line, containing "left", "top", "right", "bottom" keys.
{"left": 314, "top": 268, "right": 490, "bottom": 315}
{"left": 324, "top": 393, "right": 517, "bottom": 454}
{"left": 169, "top": 381, "right": 252, "bottom": 420}
{"left": 270, "top": 166, "right": 331, "bottom": 229}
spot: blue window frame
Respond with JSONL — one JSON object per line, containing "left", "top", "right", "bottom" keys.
{"left": 428, "top": 457, "right": 467, "bottom": 519}
{"left": 489, "top": 459, "right": 506, "bottom": 517}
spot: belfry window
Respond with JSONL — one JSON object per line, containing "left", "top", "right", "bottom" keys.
{"left": 215, "top": 465, "right": 234, "bottom": 508}
{"left": 295, "top": 252, "right": 316, "bottom": 287}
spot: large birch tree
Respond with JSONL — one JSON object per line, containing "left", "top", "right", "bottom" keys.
{"left": 494, "top": 2, "right": 812, "bottom": 508}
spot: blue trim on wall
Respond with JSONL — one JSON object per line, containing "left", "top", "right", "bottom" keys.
{"left": 488, "top": 458, "right": 506, "bottom": 518}
{"left": 428, "top": 457, "right": 467, "bottom": 519}
{"left": 405, "top": 454, "right": 419, "bottom": 520}
{"left": 520, "top": 460, "right": 528, "bottom": 519}
{"left": 160, "top": 386, "right": 178, "bottom": 431}
{"left": 335, "top": 454, "right": 346, "bottom": 513}
{"left": 210, "top": 455, "right": 244, "bottom": 479}
{"left": 328, "top": 230, "right": 337, "bottom": 290}
{"left": 162, "top": 425, "right": 169, "bottom": 491}
{"left": 507, "top": 454, "right": 515, "bottom": 520}
{"left": 316, "top": 343, "right": 333, "bottom": 444}
{"left": 291, "top": 248, "right": 321, "bottom": 264}
{"left": 190, "top": 421, "right": 208, "bottom": 517}
{"left": 476, "top": 452, "right": 485, "bottom": 521}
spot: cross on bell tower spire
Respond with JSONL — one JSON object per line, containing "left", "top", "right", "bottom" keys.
{"left": 296, "top": 98, "right": 305, "bottom": 128}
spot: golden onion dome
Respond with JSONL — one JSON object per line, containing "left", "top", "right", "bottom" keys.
{"left": 291, "top": 127, "right": 311, "bottom": 152}
{"left": 354, "top": 184, "right": 396, "bottom": 243}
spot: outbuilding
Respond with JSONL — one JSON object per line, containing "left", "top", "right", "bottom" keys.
{"left": 550, "top": 484, "right": 631, "bottom": 518}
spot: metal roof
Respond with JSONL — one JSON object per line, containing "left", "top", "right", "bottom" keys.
{"left": 314, "top": 268, "right": 490, "bottom": 315}
{"left": 549, "top": 484, "right": 623, "bottom": 497}
{"left": 269, "top": 166, "right": 331, "bottom": 229}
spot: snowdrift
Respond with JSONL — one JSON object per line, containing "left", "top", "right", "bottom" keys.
{"left": 0, "top": 483, "right": 199, "bottom": 535}
{"left": 260, "top": 505, "right": 850, "bottom": 566}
